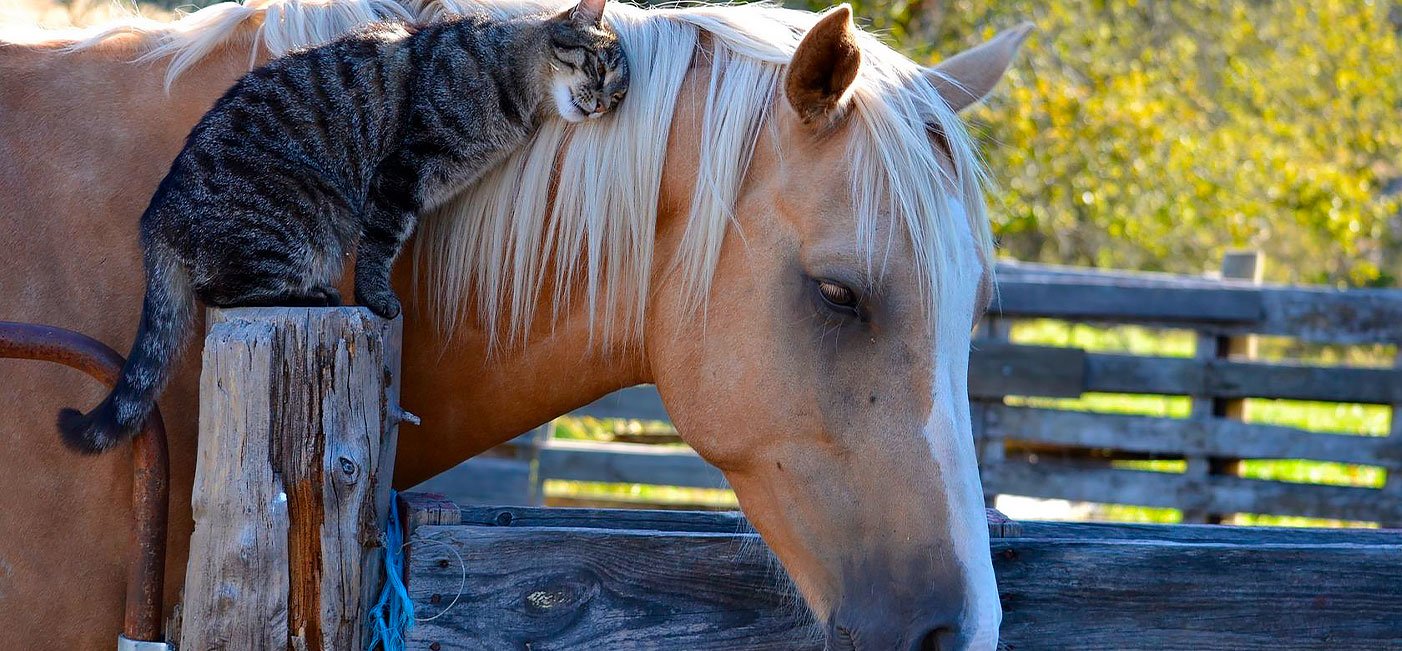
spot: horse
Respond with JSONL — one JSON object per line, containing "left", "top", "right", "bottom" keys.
{"left": 0, "top": 0, "right": 1028, "bottom": 648}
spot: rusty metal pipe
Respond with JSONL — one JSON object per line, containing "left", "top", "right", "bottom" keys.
{"left": 0, "top": 321, "right": 169, "bottom": 643}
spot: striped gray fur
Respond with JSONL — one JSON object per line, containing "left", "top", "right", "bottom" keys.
{"left": 57, "top": 0, "right": 628, "bottom": 453}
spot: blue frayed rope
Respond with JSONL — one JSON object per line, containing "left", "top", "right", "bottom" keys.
{"left": 368, "top": 490, "right": 414, "bottom": 651}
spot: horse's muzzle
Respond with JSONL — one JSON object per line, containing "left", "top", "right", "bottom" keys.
{"left": 824, "top": 602, "right": 965, "bottom": 651}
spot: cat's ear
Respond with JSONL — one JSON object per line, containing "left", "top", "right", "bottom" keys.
{"left": 784, "top": 5, "right": 861, "bottom": 125}
{"left": 570, "top": 0, "right": 606, "bottom": 26}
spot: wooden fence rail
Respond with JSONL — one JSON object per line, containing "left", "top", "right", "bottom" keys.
{"left": 398, "top": 494, "right": 1402, "bottom": 651}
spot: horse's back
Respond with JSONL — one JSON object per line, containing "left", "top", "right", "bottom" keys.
{"left": 0, "top": 35, "right": 250, "bottom": 650}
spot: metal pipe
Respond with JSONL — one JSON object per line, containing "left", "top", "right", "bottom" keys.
{"left": 0, "top": 321, "right": 169, "bottom": 644}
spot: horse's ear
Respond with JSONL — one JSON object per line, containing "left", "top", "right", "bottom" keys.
{"left": 927, "top": 22, "right": 1033, "bottom": 113}
{"left": 571, "top": 0, "right": 606, "bottom": 26}
{"left": 785, "top": 5, "right": 862, "bottom": 125}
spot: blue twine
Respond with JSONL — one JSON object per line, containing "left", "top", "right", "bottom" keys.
{"left": 368, "top": 490, "right": 414, "bottom": 651}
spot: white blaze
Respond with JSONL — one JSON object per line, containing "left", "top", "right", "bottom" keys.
{"left": 920, "top": 199, "right": 1000, "bottom": 649}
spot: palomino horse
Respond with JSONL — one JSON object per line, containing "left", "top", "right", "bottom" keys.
{"left": 0, "top": 1, "right": 1028, "bottom": 648}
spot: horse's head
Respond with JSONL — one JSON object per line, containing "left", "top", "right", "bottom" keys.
{"left": 648, "top": 9, "right": 1030, "bottom": 650}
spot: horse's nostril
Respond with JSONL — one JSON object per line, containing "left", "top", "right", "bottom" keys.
{"left": 833, "top": 625, "right": 858, "bottom": 651}
{"left": 918, "top": 626, "right": 956, "bottom": 651}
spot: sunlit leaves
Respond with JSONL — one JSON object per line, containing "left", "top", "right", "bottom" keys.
{"left": 820, "top": 0, "right": 1402, "bottom": 286}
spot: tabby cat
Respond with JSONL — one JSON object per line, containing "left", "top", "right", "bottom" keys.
{"left": 57, "top": 0, "right": 629, "bottom": 453}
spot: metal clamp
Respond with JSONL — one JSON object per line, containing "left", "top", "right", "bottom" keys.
{"left": 0, "top": 322, "right": 170, "bottom": 645}
{"left": 118, "top": 634, "right": 173, "bottom": 651}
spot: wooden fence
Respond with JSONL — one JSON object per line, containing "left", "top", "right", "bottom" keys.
{"left": 417, "top": 255, "right": 1402, "bottom": 525}
{"left": 398, "top": 493, "right": 1402, "bottom": 650}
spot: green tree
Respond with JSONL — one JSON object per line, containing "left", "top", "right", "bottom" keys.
{"left": 823, "top": 0, "right": 1402, "bottom": 286}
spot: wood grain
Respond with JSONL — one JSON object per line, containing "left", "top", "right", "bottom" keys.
{"left": 432, "top": 499, "right": 1396, "bottom": 544}
{"left": 400, "top": 513, "right": 1402, "bottom": 651}
{"left": 181, "top": 307, "right": 403, "bottom": 651}
{"left": 180, "top": 319, "right": 290, "bottom": 650}
{"left": 539, "top": 439, "right": 730, "bottom": 489}
{"left": 995, "top": 261, "right": 1402, "bottom": 344}
{"left": 985, "top": 459, "right": 1401, "bottom": 522}
{"left": 405, "top": 526, "right": 820, "bottom": 651}
{"left": 410, "top": 455, "right": 537, "bottom": 506}
{"left": 969, "top": 344, "right": 1402, "bottom": 404}
{"left": 986, "top": 405, "right": 1394, "bottom": 467}
{"left": 992, "top": 537, "right": 1402, "bottom": 650}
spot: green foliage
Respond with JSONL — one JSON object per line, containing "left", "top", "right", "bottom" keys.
{"left": 825, "top": 0, "right": 1402, "bottom": 286}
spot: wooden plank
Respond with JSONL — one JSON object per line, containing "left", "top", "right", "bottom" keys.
{"left": 986, "top": 406, "right": 1394, "bottom": 467}
{"left": 1386, "top": 349, "right": 1402, "bottom": 528}
{"left": 447, "top": 499, "right": 1396, "bottom": 544}
{"left": 1257, "top": 289, "right": 1402, "bottom": 345}
{"left": 996, "top": 260, "right": 1239, "bottom": 288}
{"left": 405, "top": 526, "right": 817, "bottom": 651}
{"left": 545, "top": 495, "right": 739, "bottom": 511}
{"left": 449, "top": 501, "right": 1019, "bottom": 538}
{"left": 1012, "top": 520, "right": 1402, "bottom": 545}
{"left": 538, "top": 439, "right": 730, "bottom": 489}
{"left": 180, "top": 319, "right": 290, "bottom": 650}
{"left": 995, "top": 261, "right": 1402, "bottom": 344}
{"left": 1203, "top": 359, "right": 1402, "bottom": 403}
{"left": 408, "top": 456, "right": 536, "bottom": 507}
{"left": 992, "top": 537, "right": 1402, "bottom": 650}
{"left": 404, "top": 523, "right": 1402, "bottom": 650}
{"left": 992, "top": 280, "right": 1263, "bottom": 324}
{"left": 572, "top": 385, "right": 672, "bottom": 421}
{"left": 399, "top": 492, "right": 463, "bottom": 533}
{"left": 986, "top": 459, "right": 1401, "bottom": 523}
{"left": 969, "top": 344, "right": 1086, "bottom": 398}
{"left": 182, "top": 308, "right": 402, "bottom": 651}
{"left": 969, "top": 344, "right": 1402, "bottom": 404}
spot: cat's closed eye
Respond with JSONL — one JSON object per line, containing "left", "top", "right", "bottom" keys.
{"left": 554, "top": 47, "right": 585, "bottom": 68}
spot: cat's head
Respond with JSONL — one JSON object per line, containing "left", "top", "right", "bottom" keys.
{"left": 545, "top": 0, "right": 628, "bottom": 122}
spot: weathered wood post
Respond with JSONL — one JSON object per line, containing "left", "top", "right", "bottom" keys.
{"left": 1184, "top": 250, "right": 1262, "bottom": 523}
{"left": 1385, "top": 349, "right": 1402, "bottom": 528}
{"left": 973, "top": 314, "right": 1012, "bottom": 509}
{"left": 180, "top": 307, "right": 410, "bottom": 650}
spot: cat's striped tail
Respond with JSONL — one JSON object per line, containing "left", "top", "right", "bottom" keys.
{"left": 57, "top": 248, "right": 193, "bottom": 454}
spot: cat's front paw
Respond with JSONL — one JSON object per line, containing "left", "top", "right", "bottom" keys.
{"left": 312, "top": 285, "right": 343, "bottom": 307}
{"left": 356, "top": 290, "right": 402, "bottom": 320}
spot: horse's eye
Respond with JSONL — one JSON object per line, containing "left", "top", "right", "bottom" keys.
{"left": 817, "top": 281, "right": 858, "bottom": 312}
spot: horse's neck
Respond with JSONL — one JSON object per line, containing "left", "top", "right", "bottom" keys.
{"left": 389, "top": 60, "right": 717, "bottom": 487}
{"left": 392, "top": 263, "right": 653, "bottom": 485}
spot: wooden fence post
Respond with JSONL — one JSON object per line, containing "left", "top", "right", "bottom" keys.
{"left": 974, "top": 315, "right": 1012, "bottom": 509}
{"left": 1385, "top": 349, "right": 1402, "bottom": 528}
{"left": 1184, "top": 251, "right": 1262, "bottom": 523}
{"left": 180, "top": 307, "right": 407, "bottom": 650}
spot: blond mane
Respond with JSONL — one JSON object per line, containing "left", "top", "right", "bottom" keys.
{"left": 11, "top": 0, "right": 993, "bottom": 350}
{"left": 419, "top": 0, "right": 994, "bottom": 350}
